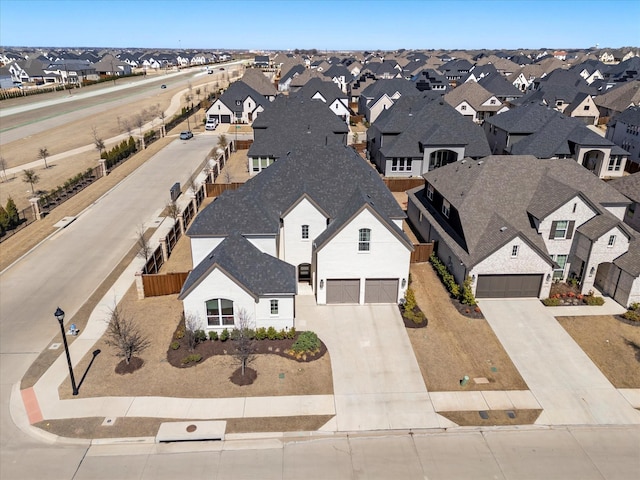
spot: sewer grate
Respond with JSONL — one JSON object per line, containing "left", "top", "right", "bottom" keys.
{"left": 49, "top": 343, "right": 61, "bottom": 350}
{"left": 506, "top": 410, "right": 516, "bottom": 419}
{"left": 478, "top": 411, "right": 489, "bottom": 419}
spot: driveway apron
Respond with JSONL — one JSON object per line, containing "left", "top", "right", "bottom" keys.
{"left": 479, "top": 299, "right": 640, "bottom": 425}
{"left": 296, "top": 294, "right": 454, "bottom": 431}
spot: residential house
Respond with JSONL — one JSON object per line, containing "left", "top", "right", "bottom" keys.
{"left": 254, "top": 55, "right": 270, "bottom": 68}
{"left": 278, "top": 64, "right": 305, "bottom": 92}
{"left": 606, "top": 105, "right": 640, "bottom": 172}
{"left": 610, "top": 173, "right": 640, "bottom": 232}
{"left": 179, "top": 144, "right": 413, "bottom": 331}
{"left": 411, "top": 69, "right": 449, "bottom": 92}
{"left": 406, "top": 156, "right": 638, "bottom": 305}
{"left": 476, "top": 73, "right": 523, "bottom": 102}
{"left": 92, "top": 54, "right": 132, "bottom": 76}
{"left": 444, "top": 81, "right": 507, "bottom": 123}
{"left": 247, "top": 96, "right": 348, "bottom": 175}
{"left": 358, "top": 78, "right": 420, "bottom": 122}
{"left": 240, "top": 68, "right": 278, "bottom": 101}
{"left": 484, "top": 102, "right": 628, "bottom": 177}
{"left": 292, "top": 77, "right": 350, "bottom": 122}
{"left": 44, "top": 60, "right": 98, "bottom": 85}
{"left": 367, "top": 95, "right": 491, "bottom": 177}
{"left": 205, "top": 81, "right": 267, "bottom": 125}
{"left": 514, "top": 86, "right": 600, "bottom": 124}
{"left": 439, "top": 58, "right": 474, "bottom": 86}
{"left": 595, "top": 80, "right": 640, "bottom": 119}
{"left": 322, "top": 64, "right": 353, "bottom": 93}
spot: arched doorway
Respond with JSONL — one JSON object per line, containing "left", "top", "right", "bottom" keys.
{"left": 429, "top": 149, "right": 457, "bottom": 171}
{"left": 583, "top": 150, "right": 604, "bottom": 174}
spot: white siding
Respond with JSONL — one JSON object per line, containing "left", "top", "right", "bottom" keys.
{"left": 191, "top": 237, "right": 224, "bottom": 266}
{"left": 315, "top": 208, "right": 411, "bottom": 304}
{"left": 580, "top": 226, "right": 630, "bottom": 294}
{"left": 281, "top": 198, "right": 327, "bottom": 268}
{"left": 246, "top": 235, "right": 277, "bottom": 256}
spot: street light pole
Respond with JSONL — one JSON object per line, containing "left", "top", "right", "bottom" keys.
{"left": 54, "top": 307, "right": 78, "bottom": 395}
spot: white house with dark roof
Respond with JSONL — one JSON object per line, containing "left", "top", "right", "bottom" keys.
{"left": 406, "top": 156, "right": 638, "bottom": 306}
{"left": 180, "top": 144, "right": 413, "bottom": 331}
{"left": 205, "top": 80, "right": 267, "bottom": 124}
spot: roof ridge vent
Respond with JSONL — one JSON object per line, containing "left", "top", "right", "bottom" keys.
{"left": 500, "top": 226, "right": 507, "bottom": 232}
{"left": 477, "top": 160, "right": 484, "bottom": 165}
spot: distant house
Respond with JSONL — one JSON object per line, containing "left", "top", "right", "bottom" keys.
{"left": 92, "top": 54, "right": 132, "bottom": 76}
{"left": 358, "top": 78, "right": 420, "bottom": 123}
{"left": 278, "top": 64, "right": 305, "bottom": 92}
{"left": 594, "top": 80, "right": 640, "bottom": 119}
{"left": 292, "top": 77, "right": 351, "bottom": 122}
{"left": 484, "top": 102, "right": 629, "bottom": 177}
{"left": 606, "top": 105, "right": 640, "bottom": 172}
{"left": 406, "top": 156, "right": 638, "bottom": 306}
{"left": 247, "top": 96, "right": 348, "bottom": 175}
{"left": 444, "top": 81, "right": 507, "bottom": 123}
{"left": 610, "top": 173, "right": 640, "bottom": 233}
{"left": 254, "top": 55, "right": 270, "bottom": 68}
{"left": 367, "top": 95, "right": 491, "bottom": 177}
{"left": 205, "top": 81, "right": 267, "bottom": 124}
{"left": 240, "top": 68, "right": 278, "bottom": 101}
{"left": 44, "top": 60, "right": 98, "bottom": 85}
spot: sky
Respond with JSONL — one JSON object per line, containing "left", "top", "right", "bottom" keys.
{"left": 1, "top": 0, "right": 638, "bottom": 51}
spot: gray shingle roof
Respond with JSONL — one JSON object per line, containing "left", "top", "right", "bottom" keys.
{"left": 178, "top": 234, "right": 296, "bottom": 300}
{"left": 609, "top": 172, "right": 640, "bottom": 203}
{"left": 188, "top": 144, "right": 405, "bottom": 239}
{"left": 614, "top": 241, "right": 640, "bottom": 276}
{"left": 218, "top": 80, "right": 268, "bottom": 111}
{"left": 409, "top": 156, "right": 631, "bottom": 267}
{"left": 486, "top": 102, "right": 561, "bottom": 133}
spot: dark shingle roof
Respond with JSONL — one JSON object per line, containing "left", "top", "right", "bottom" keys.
{"left": 218, "top": 80, "right": 267, "bottom": 111}
{"left": 486, "top": 102, "right": 561, "bottom": 133}
{"left": 409, "top": 156, "right": 631, "bottom": 267}
{"left": 614, "top": 241, "right": 640, "bottom": 276}
{"left": 609, "top": 172, "right": 640, "bottom": 203}
{"left": 178, "top": 234, "right": 296, "bottom": 300}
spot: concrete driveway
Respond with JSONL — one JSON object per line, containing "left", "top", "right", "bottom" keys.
{"left": 479, "top": 299, "right": 640, "bottom": 425}
{"left": 296, "top": 293, "right": 454, "bottom": 431}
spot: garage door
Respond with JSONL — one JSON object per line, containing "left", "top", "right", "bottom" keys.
{"left": 220, "top": 115, "right": 231, "bottom": 123}
{"left": 476, "top": 274, "right": 543, "bottom": 298}
{"left": 364, "top": 279, "right": 399, "bottom": 303}
{"left": 326, "top": 279, "right": 360, "bottom": 304}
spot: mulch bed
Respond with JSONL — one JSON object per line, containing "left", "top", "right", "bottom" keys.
{"left": 230, "top": 367, "right": 257, "bottom": 386}
{"left": 451, "top": 299, "right": 484, "bottom": 319}
{"left": 115, "top": 357, "right": 144, "bottom": 374}
{"left": 615, "top": 315, "right": 640, "bottom": 327}
{"left": 399, "top": 305, "right": 428, "bottom": 329}
{"left": 167, "top": 328, "right": 328, "bottom": 369}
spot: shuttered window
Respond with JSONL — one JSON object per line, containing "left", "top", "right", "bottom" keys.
{"left": 549, "top": 220, "right": 575, "bottom": 239}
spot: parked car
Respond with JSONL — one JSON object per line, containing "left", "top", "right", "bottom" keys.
{"left": 205, "top": 119, "right": 218, "bottom": 131}
{"left": 179, "top": 131, "right": 193, "bottom": 140}
{"left": 161, "top": 84, "right": 167, "bottom": 89}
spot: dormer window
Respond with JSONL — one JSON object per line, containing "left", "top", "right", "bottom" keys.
{"left": 426, "top": 183, "right": 434, "bottom": 201}
{"left": 442, "top": 200, "right": 450, "bottom": 218}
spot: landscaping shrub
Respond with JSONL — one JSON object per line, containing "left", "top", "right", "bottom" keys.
{"left": 461, "top": 276, "right": 477, "bottom": 306}
{"left": 290, "top": 331, "right": 320, "bottom": 353}
{"left": 194, "top": 329, "right": 207, "bottom": 343}
{"left": 255, "top": 327, "right": 267, "bottom": 340}
{"left": 542, "top": 297, "right": 561, "bottom": 306}
{"left": 219, "top": 328, "right": 230, "bottom": 342}
{"left": 622, "top": 310, "right": 640, "bottom": 322}
{"left": 584, "top": 295, "right": 605, "bottom": 306}
{"left": 266, "top": 326, "right": 278, "bottom": 340}
{"left": 430, "top": 253, "right": 463, "bottom": 299}
{"left": 208, "top": 330, "right": 218, "bottom": 341}
{"left": 277, "top": 329, "right": 286, "bottom": 340}
{"left": 629, "top": 302, "right": 639, "bottom": 311}
{"left": 174, "top": 325, "right": 185, "bottom": 339}
{"left": 286, "top": 327, "right": 296, "bottom": 339}
{"left": 181, "top": 354, "right": 202, "bottom": 364}
{"left": 170, "top": 341, "right": 180, "bottom": 350}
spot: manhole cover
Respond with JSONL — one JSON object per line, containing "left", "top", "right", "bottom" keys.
{"left": 186, "top": 424, "right": 197, "bottom": 433}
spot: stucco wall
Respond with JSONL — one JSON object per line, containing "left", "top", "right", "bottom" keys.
{"left": 281, "top": 198, "right": 327, "bottom": 269}
{"left": 539, "top": 196, "right": 597, "bottom": 257}
{"left": 580, "top": 226, "right": 630, "bottom": 294}
{"left": 191, "top": 237, "right": 224, "bottom": 266}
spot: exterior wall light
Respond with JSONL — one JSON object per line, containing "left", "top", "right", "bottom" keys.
{"left": 319, "top": 280, "right": 324, "bottom": 289}
{"left": 401, "top": 278, "right": 406, "bottom": 288}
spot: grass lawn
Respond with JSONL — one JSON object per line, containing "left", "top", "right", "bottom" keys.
{"left": 556, "top": 315, "right": 640, "bottom": 388}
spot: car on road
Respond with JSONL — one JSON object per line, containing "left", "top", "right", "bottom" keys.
{"left": 161, "top": 84, "right": 167, "bottom": 89}
{"left": 179, "top": 131, "right": 193, "bottom": 140}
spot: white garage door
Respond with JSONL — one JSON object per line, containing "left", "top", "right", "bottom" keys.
{"left": 326, "top": 279, "right": 360, "bottom": 304}
{"left": 364, "top": 279, "right": 399, "bottom": 303}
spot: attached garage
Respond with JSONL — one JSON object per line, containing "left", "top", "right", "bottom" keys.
{"left": 476, "top": 274, "right": 543, "bottom": 298}
{"left": 220, "top": 114, "right": 231, "bottom": 123}
{"left": 364, "top": 279, "right": 399, "bottom": 303}
{"left": 326, "top": 279, "right": 360, "bottom": 304}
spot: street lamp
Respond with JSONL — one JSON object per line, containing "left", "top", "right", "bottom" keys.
{"left": 54, "top": 307, "right": 78, "bottom": 395}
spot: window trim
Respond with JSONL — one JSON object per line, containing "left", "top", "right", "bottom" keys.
{"left": 206, "top": 298, "right": 234, "bottom": 327}
{"left": 301, "top": 224, "right": 309, "bottom": 240}
{"left": 426, "top": 183, "right": 434, "bottom": 200}
{"left": 270, "top": 299, "right": 279, "bottom": 316}
{"left": 442, "top": 199, "right": 450, "bottom": 218}
{"left": 358, "top": 228, "right": 371, "bottom": 252}
{"left": 511, "top": 245, "right": 519, "bottom": 257}
{"left": 607, "top": 235, "right": 616, "bottom": 247}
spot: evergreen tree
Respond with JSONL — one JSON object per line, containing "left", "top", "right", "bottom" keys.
{"left": 5, "top": 196, "right": 19, "bottom": 227}
{"left": 0, "top": 205, "right": 10, "bottom": 231}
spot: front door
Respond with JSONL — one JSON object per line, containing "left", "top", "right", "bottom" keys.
{"left": 298, "top": 263, "right": 311, "bottom": 283}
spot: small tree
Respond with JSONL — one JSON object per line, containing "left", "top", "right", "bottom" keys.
{"left": 184, "top": 313, "right": 200, "bottom": 352}
{"left": 0, "top": 205, "right": 9, "bottom": 232}
{"left": 92, "top": 126, "right": 105, "bottom": 157}
{"left": 223, "top": 168, "right": 232, "bottom": 184}
{"left": 5, "top": 197, "right": 19, "bottom": 227}
{"left": 166, "top": 198, "right": 180, "bottom": 223}
{"left": 22, "top": 169, "right": 39, "bottom": 195}
{"left": 0, "top": 156, "right": 7, "bottom": 181}
{"left": 38, "top": 147, "right": 50, "bottom": 169}
{"left": 136, "top": 223, "right": 152, "bottom": 264}
{"left": 104, "top": 304, "right": 150, "bottom": 365}
{"left": 232, "top": 308, "right": 257, "bottom": 376}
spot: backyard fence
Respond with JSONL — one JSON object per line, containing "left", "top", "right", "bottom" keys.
{"left": 141, "top": 271, "right": 190, "bottom": 297}
{"left": 384, "top": 178, "right": 425, "bottom": 192}
{"left": 205, "top": 182, "right": 243, "bottom": 198}
{"left": 410, "top": 243, "right": 434, "bottom": 263}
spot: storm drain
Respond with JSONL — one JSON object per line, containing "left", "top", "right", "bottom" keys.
{"left": 156, "top": 421, "right": 226, "bottom": 443}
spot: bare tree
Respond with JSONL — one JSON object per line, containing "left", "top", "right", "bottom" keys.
{"left": 136, "top": 223, "right": 152, "bottom": 263}
{"left": 166, "top": 198, "right": 180, "bottom": 223}
{"left": 184, "top": 313, "right": 200, "bottom": 352}
{"left": 217, "top": 134, "right": 228, "bottom": 151}
{"left": 22, "top": 169, "right": 39, "bottom": 195}
{"left": 232, "top": 308, "right": 256, "bottom": 376}
{"left": 38, "top": 147, "right": 50, "bottom": 169}
{"left": 92, "top": 126, "right": 105, "bottom": 158}
{"left": 104, "top": 303, "right": 150, "bottom": 365}
{"left": 135, "top": 113, "right": 145, "bottom": 136}
{"left": 0, "top": 156, "right": 7, "bottom": 182}
{"left": 223, "top": 168, "right": 232, "bottom": 184}
{"left": 187, "top": 173, "right": 199, "bottom": 196}
{"left": 121, "top": 118, "right": 132, "bottom": 136}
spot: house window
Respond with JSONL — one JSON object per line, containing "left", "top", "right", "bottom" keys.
{"left": 511, "top": 245, "right": 519, "bottom": 257}
{"left": 584, "top": 105, "right": 590, "bottom": 110}
{"left": 270, "top": 299, "right": 279, "bottom": 315}
{"left": 628, "top": 203, "right": 636, "bottom": 217}
{"left": 301, "top": 225, "right": 309, "bottom": 239}
{"left": 607, "top": 156, "right": 623, "bottom": 171}
{"left": 608, "top": 235, "right": 616, "bottom": 247}
{"left": 206, "top": 298, "right": 234, "bottom": 327}
{"left": 572, "top": 203, "right": 577, "bottom": 213}
{"left": 550, "top": 220, "right": 574, "bottom": 239}
{"left": 426, "top": 183, "right": 434, "bottom": 200}
{"left": 490, "top": 99, "right": 496, "bottom": 105}
{"left": 358, "top": 228, "right": 371, "bottom": 251}
{"left": 442, "top": 199, "right": 450, "bottom": 218}
{"left": 461, "top": 105, "right": 467, "bottom": 110}
{"left": 391, "top": 158, "right": 412, "bottom": 172}
{"left": 553, "top": 254, "right": 568, "bottom": 280}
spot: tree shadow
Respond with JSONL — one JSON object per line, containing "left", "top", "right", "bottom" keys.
{"left": 77, "top": 349, "right": 101, "bottom": 391}
{"left": 624, "top": 339, "right": 640, "bottom": 363}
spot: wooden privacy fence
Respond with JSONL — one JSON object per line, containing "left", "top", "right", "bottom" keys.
{"left": 205, "top": 182, "right": 243, "bottom": 197}
{"left": 411, "top": 243, "right": 434, "bottom": 263}
{"left": 235, "top": 139, "right": 253, "bottom": 150}
{"left": 384, "top": 178, "right": 425, "bottom": 192}
{"left": 142, "top": 272, "right": 190, "bottom": 297}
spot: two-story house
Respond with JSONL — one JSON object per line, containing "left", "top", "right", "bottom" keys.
{"left": 205, "top": 81, "right": 268, "bottom": 125}
{"left": 444, "top": 81, "right": 508, "bottom": 123}
{"left": 606, "top": 105, "right": 640, "bottom": 172}
{"left": 406, "top": 156, "right": 638, "bottom": 306}
{"left": 179, "top": 144, "right": 413, "bottom": 332}
{"left": 367, "top": 95, "right": 491, "bottom": 177}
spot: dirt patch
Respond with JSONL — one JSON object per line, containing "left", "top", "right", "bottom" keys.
{"left": 115, "top": 357, "right": 144, "bottom": 375}
{"left": 407, "top": 263, "right": 528, "bottom": 392}
{"left": 556, "top": 315, "right": 640, "bottom": 388}
{"left": 230, "top": 367, "right": 258, "bottom": 386}
{"left": 440, "top": 409, "right": 542, "bottom": 427}
{"left": 57, "top": 284, "right": 333, "bottom": 400}
{"left": 33, "top": 414, "right": 334, "bottom": 439}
